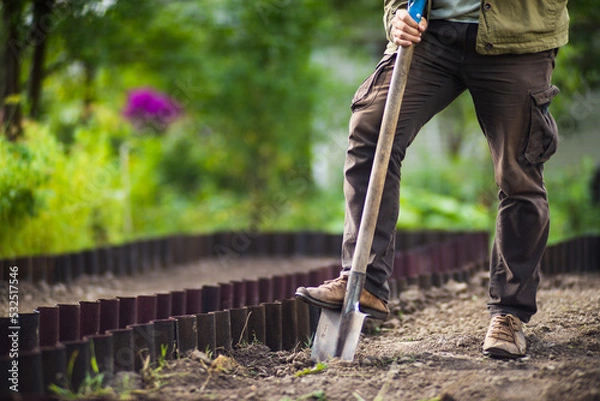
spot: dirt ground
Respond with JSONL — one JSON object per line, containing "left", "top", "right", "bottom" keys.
{"left": 3, "top": 258, "right": 600, "bottom": 401}
{"left": 125, "top": 272, "right": 600, "bottom": 401}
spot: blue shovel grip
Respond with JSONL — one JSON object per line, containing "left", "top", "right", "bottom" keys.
{"left": 407, "top": 0, "right": 427, "bottom": 22}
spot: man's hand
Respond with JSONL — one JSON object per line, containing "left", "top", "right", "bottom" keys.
{"left": 391, "top": 9, "right": 428, "bottom": 47}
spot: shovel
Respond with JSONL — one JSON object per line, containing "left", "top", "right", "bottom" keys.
{"left": 311, "top": 0, "right": 426, "bottom": 362}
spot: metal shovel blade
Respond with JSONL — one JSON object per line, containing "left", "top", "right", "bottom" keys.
{"left": 311, "top": 308, "right": 367, "bottom": 362}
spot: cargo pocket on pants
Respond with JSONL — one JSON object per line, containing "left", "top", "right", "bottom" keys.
{"left": 525, "top": 85, "right": 560, "bottom": 164}
{"left": 351, "top": 53, "right": 394, "bottom": 111}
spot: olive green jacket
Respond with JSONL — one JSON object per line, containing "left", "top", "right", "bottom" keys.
{"left": 384, "top": 0, "right": 569, "bottom": 55}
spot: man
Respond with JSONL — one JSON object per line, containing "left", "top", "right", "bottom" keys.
{"left": 296, "top": 0, "right": 569, "bottom": 359}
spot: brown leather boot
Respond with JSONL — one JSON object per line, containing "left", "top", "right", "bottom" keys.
{"left": 295, "top": 276, "right": 389, "bottom": 320}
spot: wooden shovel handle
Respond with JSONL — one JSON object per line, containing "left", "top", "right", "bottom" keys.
{"left": 343, "top": 45, "right": 416, "bottom": 313}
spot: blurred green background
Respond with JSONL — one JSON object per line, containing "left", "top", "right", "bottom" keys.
{"left": 1, "top": 0, "right": 599, "bottom": 257}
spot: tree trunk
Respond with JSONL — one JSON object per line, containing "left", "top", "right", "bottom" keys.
{"left": 80, "top": 61, "right": 96, "bottom": 122}
{"left": 28, "top": 0, "right": 56, "bottom": 119}
{"left": 1, "top": 0, "right": 25, "bottom": 141}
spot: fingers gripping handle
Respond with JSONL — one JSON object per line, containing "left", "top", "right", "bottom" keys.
{"left": 407, "top": 0, "right": 426, "bottom": 22}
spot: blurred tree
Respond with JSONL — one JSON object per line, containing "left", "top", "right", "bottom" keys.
{"left": 28, "top": 0, "right": 55, "bottom": 119}
{"left": 0, "top": 0, "right": 596, "bottom": 255}
{"left": 53, "top": 0, "right": 130, "bottom": 121}
{"left": 1, "top": 0, "right": 26, "bottom": 140}
{"left": 330, "top": 0, "right": 385, "bottom": 56}
{"left": 196, "top": 0, "right": 329, "bottom": 228}
{"left": 538, "top": 1, "right": 600, "bottom": 131}
{"left": 562, "top": 0, "right": 600, "bottom": 89}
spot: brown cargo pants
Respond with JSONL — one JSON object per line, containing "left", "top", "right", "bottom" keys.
{"left": 341, "top": 21, "right": 559, "bottom": 323}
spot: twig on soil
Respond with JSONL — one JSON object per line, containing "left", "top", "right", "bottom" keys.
{"left": 352, "top": 391, "right": 367, "bottom": 401}
{"left": 374, "top": 360, "right": 399, "bottom": 401}
{"left": 238, "top": 311, "right": 252, "bottom": 346}
{"left": 199, "top": 372, "right": 212, "bottom": 393}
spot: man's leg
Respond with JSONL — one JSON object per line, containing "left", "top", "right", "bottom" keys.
{"left": 343, "top": 22, "right": 470, "bottom": 303}
{"left": 464, "top": 26, "right": 559, "bottom": 356}
{"left": 467, "top": 50, "right": 557, "bottom": 323}
{"left": 296, "top": 21, "right": 472, "bottom": 317}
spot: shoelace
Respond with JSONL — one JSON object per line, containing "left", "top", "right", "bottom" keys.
{"left": 488, "top": 315, "right": 520, "bottom": 342}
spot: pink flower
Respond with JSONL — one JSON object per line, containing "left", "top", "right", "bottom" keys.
{"left": 123, "top": 88, "right": 182, "bottom": 132}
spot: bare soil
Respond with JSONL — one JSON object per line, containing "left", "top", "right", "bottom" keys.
{"left": 3, "top": 259, "right": 600, "bottom": 401}
{"left": 128, "top": 272, "right": 600, "bottom": 401}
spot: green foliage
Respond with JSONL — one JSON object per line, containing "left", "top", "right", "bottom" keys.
{"left": 0, "top": 1, "right": 596, "bottom": 258}
{"left": 302, "top": 390, "right": 329, "bottom": 401}
{"left": 295, "top": 362, "right": 328, "bottom": 377}
{"left": 48, "top": 344, "right": 115, "bottom": 400}
{"left": 562, "top": 1, "right": 600, "bottom": 89}
{"left": 549, "top": 1, "right": 600, "bottom": 131}
{"left": 398, "top": 183, "right": 493, "bottom": 230}
{"left": 192, "top": 1, "right": 329, "bottom": 227}
{"left": 398, "top": 146, "right": 496, "bottom": 232}
{"left": 0, "top": 120, "right": 124, "bottom": 257}
{"left": 545, "top": 158, "right": 600, "bottom": 243}
{"left": 0, "top": 136, "right": 46, "bottom": 225}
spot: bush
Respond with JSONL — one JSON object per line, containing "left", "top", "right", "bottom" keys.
{"left": 546, "top": 157, "right": 600, "bottom": 243}
{"left": 0, "top": 135, "right": 47, "bottom": 229}
{"left": 0, "top": 121, "right": 124, "bottom": 257}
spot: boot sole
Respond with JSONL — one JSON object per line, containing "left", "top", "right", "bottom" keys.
{"left": 482, "top": 347, "right": 525, "bottom": 359}
{"left": 294, "top": 289, "right": 389, "bottom": 320}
